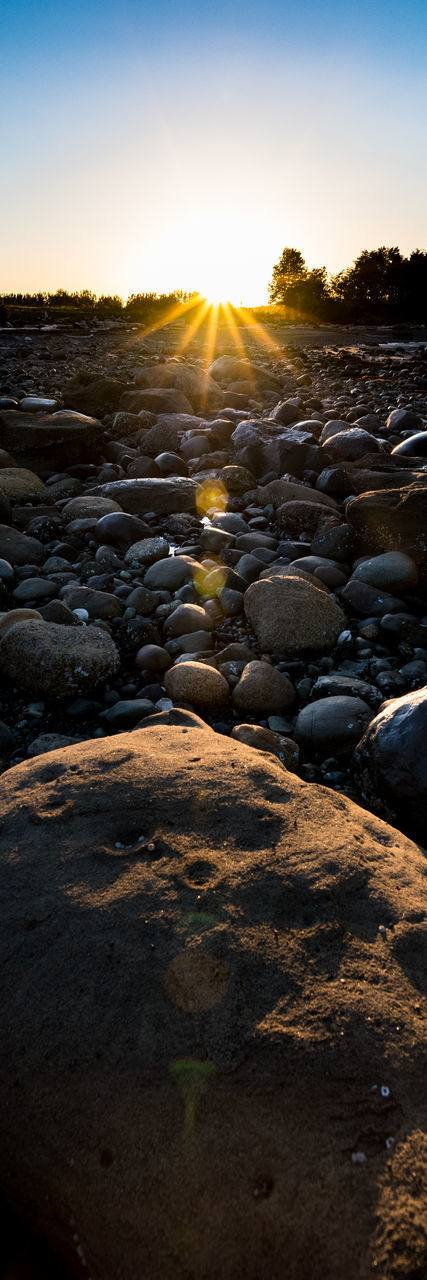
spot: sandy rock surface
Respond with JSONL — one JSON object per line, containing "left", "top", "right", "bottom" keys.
{"left": 0, "top": 717, "right": 425, "bottom": 1280}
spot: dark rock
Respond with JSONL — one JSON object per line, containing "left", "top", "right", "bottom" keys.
{"left": 92, "top": 478, "right": 198, "bottom": 516}
{"left": 354, "top": 685, "right": 427, "bottom": 839}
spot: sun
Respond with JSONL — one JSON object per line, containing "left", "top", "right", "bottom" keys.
{"left": 204, "top": 290, "right": 231, "bottom": 307}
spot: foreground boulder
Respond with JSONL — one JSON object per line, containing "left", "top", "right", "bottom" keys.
{"left": 354, "top": 686, "right": 427, "bottom": 841}
{"left": 0, "top": 410, "right": 104, "bottom": 470}
{"left": 0, "top": 619, "right": 120, "bottom": 697}
{"left": 0, "top": 717, "right": 425, "bottom": 1279}
{"left": 244, "top": 574, "right": 345, "bottom": 654}
{"left": 92, "top": 476, "right": 198, "bottom": 515}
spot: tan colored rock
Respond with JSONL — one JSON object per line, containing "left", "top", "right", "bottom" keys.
{"left": 0, "top": 608, "right": 43, "bottom": 636}
{"left": 0, "top": 718, "right": 425, "bottom": 1280}
{"left": 232, "top": 660, "right": 295, "bottom": 714}
{"left": 0, "top": 620, "right": 120, "bottom": 697}
{"left": 244, "top": 573, "right": 345, "bottom": 654}
{"left": 231, "top": 722, "right": 299, "bottom": 768}
{"left": 63, "top": 496, "right": 122, "bottom": 523}
{"left": 0, "top": 467, "right": 47, "bottom": 502}
{"left": 164, "top": 659, "right": 229, "bottom": 707}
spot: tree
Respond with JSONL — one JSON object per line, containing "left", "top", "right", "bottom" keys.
{"left": 268, "top": 248, "right": 307, "bottom": 303}
{"left": 330, "top": 247, "right": 403, "bottom": 313}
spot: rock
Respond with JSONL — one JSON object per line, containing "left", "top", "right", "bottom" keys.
{"left": 164, "top": 661, "right": 229, "bottom": 707}
{"left": 231, "top": 723, "right": 299, "bottom": 768}
{"left": 63, "top": 496, "right": 122, "bottom": 523}
{"left": 311, "top": 525, "right": 359, "bottom": 562}
{"left": 144, "top": 555, "right": 200, "bottom": 591}
{"left": 13, "top": 577, "right": 57, "bottom": 605}
{"left": 354, "top": 686, "right": 427, "bottom": 840}
{"left": 255, "top": 479, "right": 338, "bottom": 512}
{"left": 244, "top": 575, "right": 345, "bottom": 655}
{"left": 40, "top": 600, "right": 80, "bottom": 626}
{"left": 0, "top": 720, "right": 14, "bottom": 751}
{"left": 209, "top": 355, "right": 253, "bottom": 380}
{"left": 62, "top": 374, "right": 126, "bottom": 417}
{"left": 391, "top": 432, "right": 427, "bottom": 458}
{"left": 0, "top": 468, "right": 48, "bottom": 502}
{"left": 0, "top": 525, "right": 44, "bottom": 566}
{"left": 135, "top": 644, "right": 171, "bottom": 673}
{"left": 232, "top": 661, "right": 295, "bottom": 714}
{"left": 139, "top": 421, "right": 183, "bottom": 457}
{"left": 124, "top": 536, "right": 170, "bottom": 569}
{"left": 346, "top": 485, "right": 427, "bottom": 560}
{"left": 126, "top": 455, "right": 160, "bottom": 478}
{"left": 59, "top": 585, "right": 124, "bottom": 620}
{"left": 155, "top": 452, "right": 188, "bottom": 477}
{"left": 0, "top": 410, "right": 103, "bottom": 469}
{"left": 323, "top": 429, "right": 382, "bottom": 461}
{"left": 164, "top": 604, "right": 213, "bottom": 638}
{"left": 0, "top": 558, "right": 14, "bottom": 585}
{"left": 92, "top": 478, "right": 197, "bottom": 516}
{"left": 221, "top": 465, "right": 255, "bottom": 493}
{"left": 295, "top": 695, "right": 372, "bottom": 755}
{"left": 99, "top": 700, "right": 156, "bottom": 729}
{"left": 120, "top": 388, "right": 194, "bottom": 416}
{"left": 109, "top": 410, "right": 155, "bottom": 439}
{"left": 352, "top": 551, "right": 419, "bottom": 592}
{"left": 0, "top": 620, "right": 120, "bottom": 697}
{"left": 94, "top": 512, "right": 152, "bottom": 549}
{"left": 134, "top": 363, "right": 224, "bottom": 412}
{"left": 386, "top": 408, "right": 422, "bottom": 432}
{"left": 0, "top": 721, "right": 425, "bottom": 1280}
{"left": 19, "top": 397, "right": 59, "bottom": 412}
{"left": 0, "top": 608, "right": 43, "bottom": 636}
{"left": 27, "top": 733, "right": 77, "bottom": 756}
{"left": 277, "top": 500, "right": 338, "bottom": 537}
{"left": 319, "top": 419, "right": 352, "bottom": 442}
{"left": 340, "top": 580, "right": 404, "bottom": 617}
{"left": 269, "top": 400, "right": 301, "bottom": 425}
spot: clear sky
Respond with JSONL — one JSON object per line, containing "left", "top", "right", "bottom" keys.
{"left": 1, "top": 0, "right": 426, "bottom": 303}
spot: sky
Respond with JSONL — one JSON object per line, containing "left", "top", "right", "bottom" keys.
{"left": 1, "top": 0, "right": 427, "bottom": 303}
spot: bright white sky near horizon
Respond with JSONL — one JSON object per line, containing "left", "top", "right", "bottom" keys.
{"left": 1, "top": 0, "right": 426, "bottom": 304}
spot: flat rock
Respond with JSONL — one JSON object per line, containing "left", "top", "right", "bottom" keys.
{"left": 244, "top": 574, "right": 345, "bottom": 655}
{"left": 0, "top": 620, "right": 120, "bottom": 697}
{"left": 92, "top": 477, "right": 198, "bottom": 516}
{"left": 59, "top": 585, "right": 124, "bottom": 619}
{"left": 0, "top": 410, "right": 103, "bottom": 469}
{"left": 134, "top": 362, "right": 224, "bottom": 412}
{"left": 0, "top": 721, "right": 425, "bottom": 1279}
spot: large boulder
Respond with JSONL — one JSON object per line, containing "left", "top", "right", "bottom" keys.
{"left": 354, "top": 686, "right": 427, "bottom": 840}
{"left": 133, "top": 363, "right": 225, "bottom": 412}
{"left": 0, "top": 718, "right": 425, "bottom": 1279}
{"left": 0, "top": 619, "right": 120, "bottom": 697}
{"left": 0, "top": 410, "right": 104, "bottom": 471}
{"left": 244, "top": 574, "right": 345, "bottom": 655}
{"left": 91, "top": 477, "right": 198, "bottom": 516}
{"left": 120, "top": 388, "right": 194, "bottom": 416}
{"left": 346, "top": 485, "right": 427, "bottom": 560}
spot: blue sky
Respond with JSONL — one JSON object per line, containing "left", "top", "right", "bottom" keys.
{"left": 1, "top": 0, "right": 426, "bottom": 301}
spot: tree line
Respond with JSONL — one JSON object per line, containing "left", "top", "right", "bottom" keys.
{"left": 1, "top": 246, "right": 427, "bottom": 324}
{"left": 268, "top": 246, "right": 427, "bottom": 322}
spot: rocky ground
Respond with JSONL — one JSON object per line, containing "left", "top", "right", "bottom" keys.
{"left": 0, "top": 323, "right": 427, "bottom": 839}
{"left": 0, "top": 322, "right": 426, "bottom": 1278}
